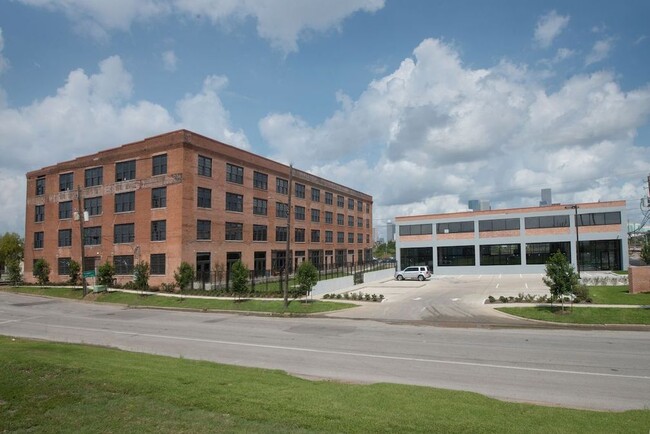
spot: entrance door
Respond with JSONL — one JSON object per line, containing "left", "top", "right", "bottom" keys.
{"left": 196, "top": 252, "right": 210, "bottom": 282}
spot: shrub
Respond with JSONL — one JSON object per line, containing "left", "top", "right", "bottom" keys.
{"left": 97, "top": 261, "right": 115, "bottom": 286}
{"left": 133, "top": 261, "right": 150, "bottom": 291}
{"left": 174, "top": 262, "right": 194, "bottom": 291}
{"left": 572, "top": 284, "right": 590, "bottom": 302}
{"left": 160, "top": 282, "right": 176, "bottom": 293}
{"left": 379, "top": 294, "right": 384, "bottom": 301}
{"left": 33, "top": 259, "right": 50, "bottom": 286}
{"left": 322, "top": 293, "right": 330, "bottom": 299}
{"left": 344, "top": 293, "right": 350, "bottom": 300}
{"left": 230, "top": 260, "right": 249, "bottom": 299}
{"left": 6, "top": 258, "right": 22, "bottom": 285}
{"left": 499, "top": 296, "right": 508, "bottom": 303}
{"left": 335, "top": 294, "right": 342, "bottom": 299}
{"left": 371, "top": 294, "right": 378, "bottom": 302}
{"left": 351, "top": 293, "right": 358, "bottom": 300}
{"left": 487, "top": 295, "right": 496, "bottom": 303}
{"left": 364, "top": 294, "right": 371, "bottom": 301}
{"left": 67, "top": 260, "right": 81, "bottom": 285}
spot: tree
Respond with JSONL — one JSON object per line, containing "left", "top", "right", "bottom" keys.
{"left": 68, "top": 260, "right": 81, "bottom": 285}
{"left": 229, "top": 260, "right": 249, "bottom": 300}
{"left": 641, "top": 241, "right": 650, "bottom": 265}
{"left": 174, "top": 262, "right": 194, "bottom": 291}
{"left": 97, "top": 261, "right": 115, "bottom": 286}
{"left": 0, "top": 232, "right": 24, "bottom": 269}
{"left": 294, "top": 260, "right": 318, "bottom": 300}
{"left": 6, "top": 258, "right": 22, "bottom": 285}
{"left": 133, "top": 261, "right": 150, "bottom": 292}
{"left": 33, "top": 259, "right": 50, "bottom": 286}
{"left": 542, "top": 251, "right": 579, "bottom": 311}
{"left": 213, "top": 262, "right": 226, "bottom": 289}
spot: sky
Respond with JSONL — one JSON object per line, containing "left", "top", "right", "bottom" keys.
{"left": 1, "top": 0, "right": 649, "bottom": 237}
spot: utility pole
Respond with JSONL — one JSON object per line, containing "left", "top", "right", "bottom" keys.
{"left": 76, "top": 185, "right": 88, "bottom": 296}
{"left": 566, "top": 204, "right": 581, "bottom": 278}
{"left": 283, "top": 164, "right": 293, "bottom": 308}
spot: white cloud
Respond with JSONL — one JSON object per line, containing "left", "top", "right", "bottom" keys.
{"left": 553, "top": 47, "right": 575, "bottom": 63}
{"left": 0, "top": 28, "right": 8, "bottom": 75}
{"left": 162, "top": 50, "right": 178, "bottom": 71}
{"left": 534, "top": 10, "right": 570, "bottom": 48}
{"left": 585, "top": 38, "right": 614, "bottom": 66}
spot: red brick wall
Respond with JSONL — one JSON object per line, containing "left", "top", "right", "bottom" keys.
{"left": 629, "top": 266, "right": 650, "bottom": 294}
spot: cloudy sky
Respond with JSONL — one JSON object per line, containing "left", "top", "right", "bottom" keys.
{"left": 1, "top": 0, "right": 649, "bottom": 237}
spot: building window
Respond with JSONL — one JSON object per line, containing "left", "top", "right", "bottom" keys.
{"left": 348, "top": 198, "right": 354, "bottom": 210}
{"left": 226, "top": 163, "right": 244, "bottom": 184}
{"left": 197, "top": 187, "right": 211, "bottom": 208}
{"left": 59, "top": 201, "right": 72, "bottom": 219}
{"left": 311, "top": 188, "right": 320, "bottom": 202}
{"left": 150, "top": 254, "right": 166, "bottom": 275}
{"left": 437, "top": 246, "right": 475, "bottom": 266}
{"left": 479, "top": 244, "right": 521, "bottom": 266}
{"left": 114, "top": 223, "right": 135, "bottom": 244}
{"left": 311, "top": 230, "right": 320, "bottom": 243}
{"left": 114, "top": 255, "right": 134, "bottom": 275}
{"left": 58, "top": 229, "right": 72, "bottom": 247}
{"left": 577, "top": 212, "right": 621, "bottom": 226}
{"left": 337, "top": 195, "right": 344, "bottom": 207}
{"left": 337, "top": 232, "right": 344, "bottom": 243}
{"left": 59, "top": 173, "right": 73, "bottom": 192}
{"left": 366, "top": 219, "right": 370, "bottom": 229}
{"left": 357, "top": 200, "right": 363, "bottom": 212}
{"left": 253, "top": 198, "right": 268, "bottom": 216}
{"left": 84, "top": 226, "right": 102, "bottom": 245}
{"left": 525, "top": 242, "right": 571, "bottom": 265}
{"left": 436, "top": 221, "right": 474, "bottom": 234}
{"left": 115, "top": 191, "right": 135, "bottom": 213}
{"left": 337, "top": 213, "right": 344, "bottom": 225}
{"left": 253, "top": 224, "right": 268, "bottom": 242}
{"left": 151, "top": 187, "right": 167, "bottom": 208}
{"left": 152, "top": 154, "right": 167, "bottom": 176}
{"left": 348, "top": 216, "right": 354, "bottom": 227}
{"left": 325, "top": 192, "right": 333, "bottom": 205}
{"left": 225, "top": 222, "right": 243, "bottom": 241}
{"left": 325, "top": 211, "right": 333, "bottom": 224}
{"left": 479, "top": 218, "right": 520, "bottom": 232}
{"left": 311, "top": 209, "right": 320, "bottom": 223}
{"left": 366, "top": 203, "right": 371, "bottom": 213}
{"left": 197, "top": 220, "right": 211, "bottom": 240}
{"left": 151, "top": 220, "right": 166, "bottom": 241}
{"left": 36, "top": 176, "right": 45, "bottom": 196}
{"left": 398, "top": 224, "right": 433, "bottom": 236}
{"left": 226, "top": 192, "right": 244, "bottom": 212}
{"left": 276, "top": 178, "right": 288, "bottom": 194}
{"left": 252, "top": 171, "right": 268, "bottom": 190}
{"left": 35, "top": 205, "right": 45, "bottom": 222}
{"left": 295, "top": 228, "right": 305, "bottom": 242}
{"left": 84, "top": 167, "right": 103, "bottom": 187}
{"left": 348, "top": 232, "right": 354, "bottom": 243}
{"left": 295, "top": 183, "right": 305, "bottom": 198}
{"left": 524, "top": 215, "right": 570, "bottom": 229}
{"left": 198, "top": 155, "right": 212, "bottom": 177}
{"left": 325, "top": 230, "right": 333, "bottom": 243}
{"left": 58, "top": 257, "right": 71, "bottom": 276}
{"left": 357, "top": 233, "right": 363, "bottom": 243}
{"left": 276, "top": 202, "right": 289, "bottom": 218}
{"left": 357, "top": 217, "right": 363, "bottom": 228}
{"left": 84, "top": 196, "right": 102, "bottom": 216}
{"left": 34, "top": 232, "right": 44, "bottom": 249}
{"left": 295, "top": 206, "right": 305, "bottom": 221}
{"left": 276, "top": 226, "right": 288, "bottom": 242}
{"left": 115, "top": 160, "right": 136, "bottom": 182}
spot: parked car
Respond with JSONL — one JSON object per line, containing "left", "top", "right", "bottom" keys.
{"left": 395, "top": 266, "right": 431, "bottom": 281}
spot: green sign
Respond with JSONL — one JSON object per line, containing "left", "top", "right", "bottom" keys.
{"left": 83, "top": 270, "right": 96, "bottom": 278}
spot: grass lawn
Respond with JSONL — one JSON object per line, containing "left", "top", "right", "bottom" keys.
{"left": 498, "top": 306, "right": 650, "bottom": 325}
{"left": 589, "top": 285, "right": 650, "bottom": 305}
{"left": 1, "top": 337, "right": 648, "bottom": 433}
{"left": 0, "top": 286, "right": 355, "bottom": 314}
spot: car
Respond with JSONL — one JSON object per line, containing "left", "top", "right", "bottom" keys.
{"left": 395, "top": 266, "right": 431, "bottom": 281}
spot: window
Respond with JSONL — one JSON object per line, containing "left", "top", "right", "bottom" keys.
{"left": 295, "top": 206, "right": 305, "bottom": 220}
{"left": 357, "top": 233, "right": 363, "bottom": 243}
{"left": 150, "top": 254, "right": 166, "bottom": 275}
{"left": 357, "top": 217, "right": 363, "bottom": 228}
{"left": 276, "top": 202, "right": 289, "bottom": 218}
{"left": 348, "top": 216, "right": 354, "bottom": 227}
{"left": 58, "top": 229, "right": 72, "bottom": 247}
{"left": 59, "top": 173, "right": 73, "bottom": 191}
{"left": 479, "top": 218, "right": 520, "bottom": 232}
{"left": 577, "top": 212, "right": 621, "bottom": 226}
{"left": 58, "top": 258, "right": 71, "bottom": 276}
{"left": 84, "top": 227, "right": 102, "bottom": 245}
{"left": 226, "top": 193, "right": 244, "bottom": 212}
{"left": 151, "top": 187, "right": 167, "bottom": 208}
{"left": 366, "top": 203, "right": 371, "bottom": 213}
{"left": 115, "top": 160, "right": 136, "bottom": 182}
{"left": 325, "top": 192, "right": 333, "bottom": 205}
{"left": 312, "top": 188, "right": 320, "bottom": 202}
{"left": 58, "top": 201, "right": 72, "bottom": 219}
{"left": 436, "top": 221, "right": 474, "bottom": 234}
{"left": 115, "top": 191, "right": 135, "bottom": 213}
{"left": 337, "top": 213, "right": 344, "bottom": 225}
{"left": 152, "top": 154, "right": 167, "bottom": 176}
{"left": 226, "top": 163, "right": 244, "bottom": 184}
{"left": 525, "top": 242, "right": 571, "bottom": 265}
{"left": 437, "top": 246, "right": 475, "bottom": 266}
{"left": 480, "top": 244, "right": 521, "bottom": 266}
{"left": 253, "top": 224, "right": 268, "bottom": 241}
{"left": 276, "top": 226, "right": 288, "bottom": 242}
{"left": 525, "top": 215, "right": 569, "bottom": 229}
{"left": 151, "top": 220, "right": 166, "bottom": 241}
{"left": 197, "top": 220, "right": 211, "bottom": 240}
{"left": 84, "top": 167, "right": 103, "bottom": 187}
{"left": 348, "top": 198, "right": 354, "bottom": 210}
{"left": 325, "top": 211, "right": 333, "bottom": 224}
{"left": 225, "top": 222, "right": 243, "bottom": 241}
{"left": 357, "top": 200, "right": 363, "bottom": 212}
{"left": 325, "top": 230, "right": 333, "bottom": 243}
{"left": 253, "top": 198, "right": 268, "bottom": 216}
{"left": 337, "top": 232, "right": 344, "bottom": 243}
{"left": 295, "top": 228, "right": 305, "bottom": 242}
{"left": 366, "top": 219, "right": 370, "bottom": 229}
{"left": 337, "top": 195, "right": 344, "bottom": 207}
{"left": 253, "top": 171, "right": 268, "bottom": 190}
{"left": 35, "top": 205, "right": 45, "bottom": 222}
{"left": 34, "top": 232, "right": 44, "bottom": 249}
{"left": 311, "top": 209, "right": 320, "bottom": 223}
{"left": 84, "top": 197, "right": 102, "bottom": 216}
{"left": 198, "top": 155, "right": 212, "bottom": 177}
{"left": 348, "top": 232, "right": 354, "bottom": 243}
{"left": 114, "top": 223, "right": 135, "bottom": 243}
{"left": 36, "top": 176, "right": 45, "bottom": 195}
{"left": 295, "top": 183, "right": 305, "bottom": 198}
{"left": 197, "top": 187, "right": 211, "bottom": 208}
{"left": 276, "top": 177, "right": 288, "bottom": 194}
{"left": 311, "top": 230, "right": 320, "bottom": 243}
{"left": 114, "top": 255, "right": 134, "bottom": 275}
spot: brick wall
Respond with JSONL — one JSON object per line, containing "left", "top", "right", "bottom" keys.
{"left": 629, "top": 266, "right": 650, "bottom": 294}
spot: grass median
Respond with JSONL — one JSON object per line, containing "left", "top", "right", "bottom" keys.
{"left": 498, "top": 306, "right": 650, "bottom": 325}
{"left": 1, "top": 336, "right": 648, "bottom": 433}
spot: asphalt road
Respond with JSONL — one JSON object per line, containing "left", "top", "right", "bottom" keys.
{"left": 1, "top": 292, "right": 649, "bottom": 411}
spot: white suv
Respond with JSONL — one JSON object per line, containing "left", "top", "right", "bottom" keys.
{"left": 395, "top": 266, "right": 431, "bottom": 281}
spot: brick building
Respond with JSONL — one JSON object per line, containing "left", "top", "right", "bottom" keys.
{"left": 24, "top": 130, "right": 373, "bottom": 285}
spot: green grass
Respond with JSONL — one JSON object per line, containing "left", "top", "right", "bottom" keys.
{"left": 589, "top": 285, "right": 650, "bottom": 305}
{"left": 0, "top": 287, "right": 355, "bottom": 314}
{"left": 498, "top": 306, "right": 650, "bottom": 324}
{"left": 1, "top": 337, "right": 648, "bottom": 433}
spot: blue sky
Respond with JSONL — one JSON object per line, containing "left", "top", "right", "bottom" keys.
{"left": 1, "top": 0, "right": 649, "bottom": 236}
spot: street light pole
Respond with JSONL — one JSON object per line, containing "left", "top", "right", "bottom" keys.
{"left": 283, "top": 164, "right": 293, "bottom": 308}
{"left": 76, "top": 185, "right": 88, "bottom": 296}
{"left": 566, "top": 204, "right": 581, "bottom": 278}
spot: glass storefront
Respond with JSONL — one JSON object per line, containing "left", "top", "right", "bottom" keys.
{"left": 400, "top": 247, "right": 433, "bottom": 271}
{"left": 578, "top": 239, "right": 621, "bottom": 271}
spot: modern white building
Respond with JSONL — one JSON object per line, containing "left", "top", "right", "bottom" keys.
{"left": 395, "top": 200, "right": 628, "bottom": 275}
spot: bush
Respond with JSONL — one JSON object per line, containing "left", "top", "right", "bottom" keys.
{"left": 343, "top": 293, "right": 350, "bottom": 300}
{"left": 174, "top": 262, "right": 194, "bottom": 291}
{"left": 97, "top": 261, "right": 115, "bottom": 286}
{"left": 6, "top": 258, "right": 22, "bottom": 285}
{"left": 572, "top": 284, "right": 590, "bottom": 302}
{"left": 499, "top": 296, "right": 508, "bottom": 303}
{"left": 33, "top": 259, "right": 50, "bottom": 286}
{"left": 67, "top": 260, "right": 81, "bottom": 285}
{"left": 230, "top": 260, "right": 249, "bottom": 299}
{"left": 133, "top": 261, "right": 150, "bottom": 291}
{"left": 322, "top": 293, "right": 330, "bottom": 299}
{"left": 487, "top": 295, "right": 496, "bottom": 303}
{"left": 160, "top": 282, "right": 176, "bottom": 293}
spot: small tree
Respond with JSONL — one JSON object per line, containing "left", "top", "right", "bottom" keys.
{"left": 33, "top": 258, "right": 50, "bottom": 286}
{"left": 0, "top": 232, "right": 24, "bottom": 268}
{"left": 133, "top": 261, "right": 150, "bottom": 292}
{"left": 294, "top": 260, "right": 318, "bottom": 300}
{"left": 97, "top": 261, "right": 115, "bottom": 286}
{"left": 230, "top": 260, "right": 249, "bottom": 300}
{"left": 542, "top": 251, "right": 579, "bottom": 311}
{"left": 7, "top": 258, "right": 22, "bottom": 285}
{"left": 174, "top": 262, "right": 194, "bottom": 291}
{"left": 214, "top": 262, "right": 226, "bottom": 289}
{"left": 68, "top": 260, "right": 81, "bottom": 286}
{"left": 641, "top": 241, "right": 650, "bottom": 265}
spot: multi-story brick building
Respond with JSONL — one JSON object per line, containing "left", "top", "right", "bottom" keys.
{"left": 24, "top": 130, "right": 373, "bottom": 285}
{"left": 395, "top": 201, "right": 627, "bottom": 274}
